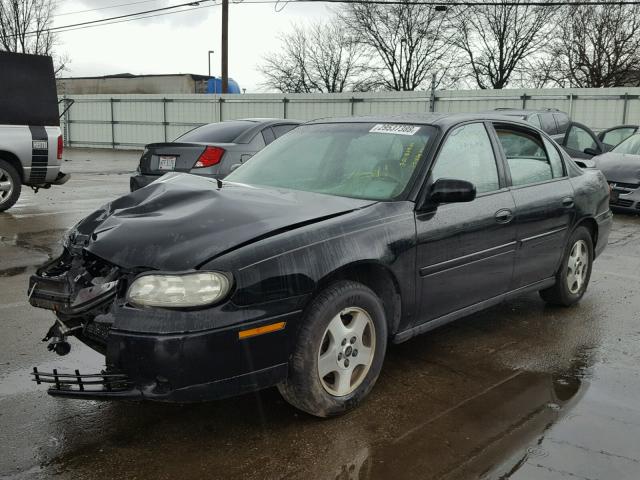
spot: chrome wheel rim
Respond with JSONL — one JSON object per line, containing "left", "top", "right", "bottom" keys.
{"left": 567, "top": 240, "right": 589, "bottom": 294}
{"left": 317, "top": 307, "right": 376, "bottom": 397}
{"left": 0, "top": 167, "right": 14, "bottom": 205}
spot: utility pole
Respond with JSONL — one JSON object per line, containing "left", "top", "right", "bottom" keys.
{"left": 221, "top": 0, "right": 229, "bottom": 94}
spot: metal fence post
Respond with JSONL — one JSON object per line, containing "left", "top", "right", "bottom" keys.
{"left": 283, "top": 97, "right": 289, "bottom": 119}
{"left": 622, "top": 93, "right": 629, "bottom": 124}
{"left": 521, "top": 94, "right": 528, "bottom": 109}
{"left": 568, "top": 93, "right": 574, "bottom": 118}
{"left": 429, "top": 73, "right": 437, "bottom": 112}
{"left": 63, "top": 96, "right": 71, "bottom": 147}
{"left": 218, "top": 97, "right": 224, "bottom": 122}
{"left": 350, "top": 97, "right": 355, "bottom": 116}
{"left": 110, "top": 98, "right": 116, "bottom": 149}
{"left": 163, "top": 98, "right": 168, "bottom": 142}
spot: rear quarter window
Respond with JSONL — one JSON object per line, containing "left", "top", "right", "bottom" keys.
{"left": 540, "top": 114, "right": 557, "bottom": 135}
{"left": 553, "top": 113, "right": 570, "bottom": 134}
{"left": 176, "top": 121, "right": 255, "bottom": 143}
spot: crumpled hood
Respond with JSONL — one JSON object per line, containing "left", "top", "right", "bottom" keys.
{"left": 593, "top": 152, "right": 640, "bottom": 184}
{"left": 70, "top": 173, "right": 374, "bottom": 271}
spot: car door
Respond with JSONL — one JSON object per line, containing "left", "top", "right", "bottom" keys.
{"left": 598, "top": 125, "right": 638, "bottom": 151}
{"left": 560, "top": 122, "right": 604, "bottom": 158}
{"left": 415, "top": 122, "right": 517, "bottom": 324}
{"left": 492, "top": 123, "right": 576, "bottom": 289}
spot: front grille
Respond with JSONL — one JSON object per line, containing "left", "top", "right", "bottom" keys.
{"left": 84, "top": 321, "right": 111, "bottom": 343}
{"left": 611, "top": 198, "right": 634, "bottom": 207}
{"left": 609, "top": 181, "right": 640, "bottom": 190}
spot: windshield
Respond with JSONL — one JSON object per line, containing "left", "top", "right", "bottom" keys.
{"left": 225, "top": 122, "right": 434, "bottom": 201}
{"left": 612, "top": 133, "right": 640, "bottom": 155}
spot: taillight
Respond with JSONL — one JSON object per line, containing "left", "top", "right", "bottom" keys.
{"left": 194, "top": 146, "right": 224, "bottom": 168}
{"left": 57, "top": 135, "right": 63, "bottom": 160}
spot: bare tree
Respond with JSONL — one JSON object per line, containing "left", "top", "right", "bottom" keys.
{"left": 259, "top": 20, "right": 369, "bottom": 93}
{"left": 0, "top": 0, "right": 67, "bottom": 74}
{"left": 553, "top": 2, "right": 640, "bottom": 87}
{"left": 453, "top": 1, "right": 558, "bottom": 89}
{"left": 338, "top": 0, "right": 456, "bottom": 91}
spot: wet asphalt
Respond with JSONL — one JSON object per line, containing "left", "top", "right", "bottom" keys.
{"left": 1, "top": 149, "right": 639, "bottom": 480}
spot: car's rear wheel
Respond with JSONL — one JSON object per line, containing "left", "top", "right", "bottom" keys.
{"left": 278, "top": 281, "right": 387, "bottom": 417}
{"left": 540, "top": 226, "right": 593, "bottom": 306}
{"left": 0, "top": 159, "right": 21, "bottom": 212}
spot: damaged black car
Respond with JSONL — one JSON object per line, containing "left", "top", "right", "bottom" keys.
{"left": 28, "top": 114, "right": 612, "bottom": 417}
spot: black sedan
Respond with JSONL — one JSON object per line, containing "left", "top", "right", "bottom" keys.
{"left": 29, "top": 114, "right": 612, "bottom": 417}
{"left": 593, "top": 132, "right": 640, "bottom": 211}
{"left": 129, "top": 118, "right": 300, "bottom": 191}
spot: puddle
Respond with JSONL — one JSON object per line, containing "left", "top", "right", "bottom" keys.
{"left": 0, "top": 267, "right": 26, "bottom": 278}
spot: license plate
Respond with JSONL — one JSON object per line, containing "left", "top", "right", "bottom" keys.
{"left": 610, "top": 190, "right": 620, "bottom": 203}
{"left": 158, "top": 156, "right": 176, "bottom": 171}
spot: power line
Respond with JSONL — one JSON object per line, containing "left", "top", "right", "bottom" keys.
{"left": 55, "top": 0, "right": 167, "bottom": 17}
{"left": 52, "top": 4, "right": 219, "bottom": 35}
{"left": 12, "top": 0, "right": 640, "bottom": 39}
{"left": 44, "top": 0, "right": 214, "bottom": 34}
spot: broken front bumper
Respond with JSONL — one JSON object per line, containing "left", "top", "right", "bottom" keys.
{"left": 29, "top": 250, "right": 302, "bottom": 402}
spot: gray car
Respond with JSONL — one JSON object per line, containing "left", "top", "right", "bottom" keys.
{"left": 130, "top": 118, "right": 300, "bottom": 191}
{"left": 593, "top": 133, "right": 640, "bottom": 212}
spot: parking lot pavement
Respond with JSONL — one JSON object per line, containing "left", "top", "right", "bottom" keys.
{"left": 1, "top": 149, "right": 639, "bottom": 480}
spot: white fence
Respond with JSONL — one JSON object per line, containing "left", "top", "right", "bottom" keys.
{"left": 58, "top": 88, "right": 640, "bottom": 149}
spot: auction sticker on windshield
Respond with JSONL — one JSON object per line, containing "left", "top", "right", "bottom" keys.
{"left": 370, "top": 124, "right": 421, "bottom": 135}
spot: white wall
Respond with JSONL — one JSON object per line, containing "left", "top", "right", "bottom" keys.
{"left": 59, "top": 88, "right": 640, "bottom": 149}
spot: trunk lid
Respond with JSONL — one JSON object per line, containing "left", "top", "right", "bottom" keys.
{"left": 139, "top": 142, "right": 230, "bottom": 174}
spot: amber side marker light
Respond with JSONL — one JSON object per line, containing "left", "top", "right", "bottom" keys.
{"left": 238, "top": 322, "right": 286, "bottom": 340}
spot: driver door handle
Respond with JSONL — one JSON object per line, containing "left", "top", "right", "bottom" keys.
{"left": 562, "top": 196, "right": 575, "bottom": 208}
{"left": 495, "top": 208, "right": 514, "bottom": 224}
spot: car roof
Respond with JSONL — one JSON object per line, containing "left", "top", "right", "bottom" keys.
{"left": 487, "top": 108, "right": 567, "bottom": 116}
{"left": 305, "top": 112, "right": 536, "bottom": 129}
{"left": 232, "top": 118, "right": 303, "bottom": 144}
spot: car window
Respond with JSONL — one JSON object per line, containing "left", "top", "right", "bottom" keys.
{"left": 602, "top": 127, "right": 636, "bottom": 148}
{"left": 566, "top": 125, "right": 597, "bottom": 152}
{"left": 176, "top": 120, "right": 255, "bottom": 143}
{"left": 431, "top": 123, "right": 500, "bottom": 194}
{"left": 496, "top": 128, "right": 553, "bottom": 186}
{"left": 272, "top": 124, "right": 297, "bottom": 138}
{"left": 612, "top": 133, "right": 640, "bottom": 155}
{"left": 543, "top": 138, "right": 565, "bottom": 177}
{"left": 227, "top": 123, "right": 434, "bottom": 201}
{"left": 540, "top": 114, "right": 557, "bottom": 134}
{"left": 527, "top": 114, "right": 542, "bottom": 129}
{"left": 261, "top": 127, "right": 275, "bottom": 145}
{"left": 246, "top": 130, "right": 266, "bottom": 150}
{"left": 553, "top": 113, "right": 570, "bottom": 134}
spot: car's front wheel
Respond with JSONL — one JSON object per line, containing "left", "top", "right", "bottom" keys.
{"left": 0, "top": 159, "right": 21, "bottom": 212}
{"left": 540, "top": 226, "right": 593, "bottom": 306}
{"left": 278, "top": 281, "right": 387, "bottom": 417}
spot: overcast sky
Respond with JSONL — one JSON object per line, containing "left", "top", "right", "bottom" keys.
{"left": 54, "top": 0, "right": 330, "bottom": 91}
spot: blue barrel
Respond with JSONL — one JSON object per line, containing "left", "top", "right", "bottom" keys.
{"left": 207, "top": 77, "right": 241, "bottom": 94}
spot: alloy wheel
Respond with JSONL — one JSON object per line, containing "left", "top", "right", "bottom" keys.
{"left": 317, "top": 307, "right": 376, "bottom": 397}
{"left": 567, "top": 239, "right": 589, "bottom": 294}
{"left": 0, "top": 167, "right": 14, "bottom": 206}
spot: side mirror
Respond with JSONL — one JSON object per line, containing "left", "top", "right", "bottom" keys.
{"left": 429, "top": 178, "right": 477, "bottom": 204}
{"left": 583, "top": 147, "right": 600, "bottom": 157}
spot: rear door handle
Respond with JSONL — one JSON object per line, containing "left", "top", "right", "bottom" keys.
{"left": 562, "top": 196, "right": 575, "bottom": 208}
{"left": 495, "top": 208, "right": 514, "bottom": 224}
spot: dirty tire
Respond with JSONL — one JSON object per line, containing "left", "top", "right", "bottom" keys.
{"left": 278, "top": 281, "right": 387, "bottom": 418}
{"left": 540, "top": 226, "right": 593, "bottom": 307}
{"left": 0, "top": 159, "right": 21, "bottom": 212}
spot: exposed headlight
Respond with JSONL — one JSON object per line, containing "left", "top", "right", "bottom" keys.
{"left": 127, "top": 272, "right": 231, "bottom": 308}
